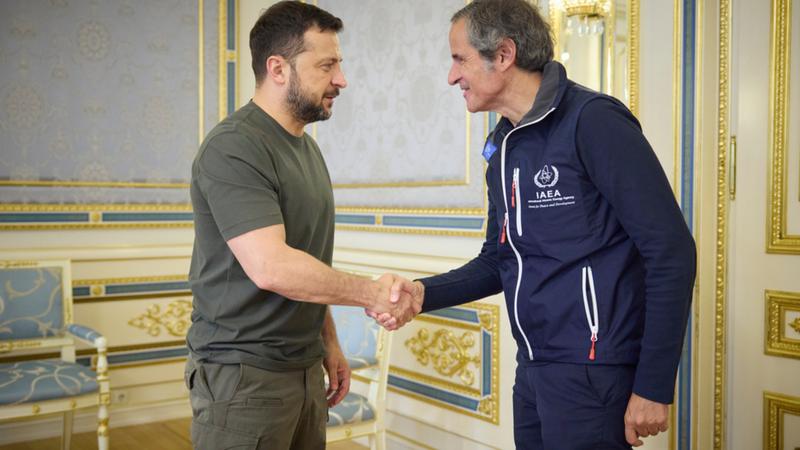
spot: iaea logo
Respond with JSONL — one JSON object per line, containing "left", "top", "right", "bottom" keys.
{"left": 534, "top": 165, "right": 559, "bottom": 188}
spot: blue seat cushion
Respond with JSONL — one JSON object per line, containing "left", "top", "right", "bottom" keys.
{"left": 327, "top": 392, "right": 375, "bottom": 427}
{"left": 0, "top": 360, "right": 98, "bottom": 405}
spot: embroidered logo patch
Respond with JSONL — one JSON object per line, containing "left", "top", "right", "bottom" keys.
{"left": 534, "top": 165, "right": 559, "bottom": 188}
{"left": 528, "top": 164, "right": 575, "bottom": 210}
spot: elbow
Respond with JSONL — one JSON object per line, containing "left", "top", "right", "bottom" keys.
{"left": 253, "top": 275, "right": 273, "bottom": 291}
{"left": 250, "top": 266, "right": 280, "bottom": 292}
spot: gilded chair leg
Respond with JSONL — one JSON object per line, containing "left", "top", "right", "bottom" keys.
{"left": 97, "top": 404, "right": 109, "bottom": 450}
{"left": 61, "top": 411, "right": 74, "bottom": 450}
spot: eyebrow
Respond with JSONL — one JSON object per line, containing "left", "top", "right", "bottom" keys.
{"left": 318, "top": 57, "right": 342, "bottom": 65}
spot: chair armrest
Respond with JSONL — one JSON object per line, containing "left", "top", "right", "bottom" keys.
{"left": 67, "top": 324, "right": 107, "bottom": 349}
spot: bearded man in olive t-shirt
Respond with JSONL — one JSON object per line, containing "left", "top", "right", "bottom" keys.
{"left": 185, "top": 3, "right": 421, "bottom": 449}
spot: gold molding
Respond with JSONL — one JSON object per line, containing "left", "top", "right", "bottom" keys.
{"left": 0, "top": 180, "right": 189, "bottom": 189}
{"left": 764, "top": 391, "right": 800, "bottom": 450}
{"left": 217, "top": 0, "right": 238, "bottom": 120}
{"left": 628, "top": 0, "right": 639, "bottom": 116}
{"left": 765, "top": 290, "right": 800, "bottom": 359}
{"left": 713, "top": 0, "right": 731, "bottom": 448}
{"left": 218, "top": 0, "right": 227, "bottom": 121}
{"left": 73, "top": 274, "right": 188, "bottom": 288}
{"left": 415, "top": 315, "right": 481, "bottom": 332}
{"left": 672, "top": 0, "right": 682, "bottom": 196}
{"left": 336, "top": 225, "right": 485, "bottom": 238}
{"left": 768, "top": 0, "right": 800, "bottom": 254}
{"left": 337, "top": 206, "right": 484, "bottom": 215}
{"left": 692, "top": 2, "right": 703, "bottom": 448}
{"left": 198, "top": 0, "right": 205, "bottom": 145}
{"left": 0, "top": 203, "right": 192, "bottom": 212}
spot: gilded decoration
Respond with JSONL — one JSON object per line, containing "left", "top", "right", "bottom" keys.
{"left": 791, "top": 317, "right": 800, "bottom": 333}
{"left": 765, "top": 290, "right": 800, "bottom": 360}
{"left": 405, "top": 328, "right": 481, "bottom": 387}
{"left": 768, "top": 0, "right": 800, "bottom": 254}
{"left": 764, "top": 392, "right": 800, "bottom": 450}
{"left": 390, "top": 301, "right": 500, "bottom": 424}
{"left": 128, "top": 300, "right": 192, "bottom": 337}
{"left": 714, "top": 0, "right": 731, "bottom": 448}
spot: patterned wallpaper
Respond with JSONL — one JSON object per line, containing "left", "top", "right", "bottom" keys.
{"left": 0, "top": 0, "right": 219, "bottom": 204}
{"left": 317, "top": 0, "right": 488, "bottom": 210}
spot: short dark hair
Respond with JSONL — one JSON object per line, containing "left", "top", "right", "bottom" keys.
{"left": 451, "top": 0, "right": 553, "bottom": 73}
{"left": 250, "top": 1, "right": 343, "bottom": 85}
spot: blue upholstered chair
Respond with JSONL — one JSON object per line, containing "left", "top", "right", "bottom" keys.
{"left": 0, "top": 260, "right": 110, "bottom": 450}
{"left": 326, "top": 305, "right": 392, "bottom": 450}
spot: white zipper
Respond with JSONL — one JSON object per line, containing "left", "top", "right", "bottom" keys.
{"left": 581, "top": 266, "right": 600, "bottom": 360}
{"left": 513, "top": 167, "right": 522, "bottom": 236}
{"left": 499, "top": 107, "right": 556, "bottom": 360}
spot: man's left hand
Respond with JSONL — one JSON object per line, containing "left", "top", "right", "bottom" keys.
{"left": 323, "top": 342, "right": 351, "bottom": 407}
{"left": 624, "top": 392, "right": 669, "bottom": 447}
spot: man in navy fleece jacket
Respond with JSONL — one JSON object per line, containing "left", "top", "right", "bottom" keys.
{"left": 370, "top": 0, "right": 696, "bottom": 448}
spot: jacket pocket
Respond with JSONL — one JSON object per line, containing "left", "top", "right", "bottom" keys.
{"left": 581, "top": 265, "right": 599, "bottom": 360}
{"left": 513, "top": 167, "right": 523, "bottom": 236}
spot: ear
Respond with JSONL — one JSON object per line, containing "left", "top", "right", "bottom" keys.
{"left": 266, "top": 55, "right": 289, "bottom": 85}
{"left": 495, "top": 37, "right": 517, "bottom": 71}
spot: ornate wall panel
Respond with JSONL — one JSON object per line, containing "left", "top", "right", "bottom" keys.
{"left": 314, "top": 0, "right": 490, "bottom": 237}
{"left": 768, "top": 0, "right": 800, "bottom": 253}
{"left": 0, "top": 0, "right": 240, "bottom": 230}
{"left": 388, "top": 302, "right": 500, "bottom": 424}
{"left": 765, "top": 290, "right": 800, "bottom": 359}
{"left": 764, "top": 392, "right": 800, "bottom": 450}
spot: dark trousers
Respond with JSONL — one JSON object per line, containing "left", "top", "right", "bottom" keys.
{"left": 185, "top": 358, "right": 327, "bottom": 450}
{"left": 513, "top": 362, "right": 635, "bottom": 450}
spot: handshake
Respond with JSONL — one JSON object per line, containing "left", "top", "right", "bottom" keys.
{"left": 365, "top": 273, "right": 425, "bottom": 331}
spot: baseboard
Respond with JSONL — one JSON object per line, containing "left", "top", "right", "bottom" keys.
{"left": 0, "top": 398, "right": 191, "bottom": 445}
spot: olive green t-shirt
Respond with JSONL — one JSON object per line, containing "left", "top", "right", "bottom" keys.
{"left": 187, "top": 101, "right": 334, "bottom": 371}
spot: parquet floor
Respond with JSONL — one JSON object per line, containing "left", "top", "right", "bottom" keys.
{"left": 0, "top": 417, "right": 366, "bottom": 450}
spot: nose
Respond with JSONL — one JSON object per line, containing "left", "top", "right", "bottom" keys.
{"left": 447, "top": 62, "right": 460, "bottom": 86}
{"left": 332, "top": 68, "right": 347, "bottom": 89}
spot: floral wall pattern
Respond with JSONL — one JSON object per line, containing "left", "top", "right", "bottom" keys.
{"left": 0, "top": 0, "right": 219, "bottom": 204}
{"left": 316, "top": 0, "right": 488, "bottom": 209}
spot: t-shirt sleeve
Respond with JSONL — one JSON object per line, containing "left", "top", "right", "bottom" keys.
{"left": 194, "top": 131, "right": 284, "bottom": 240}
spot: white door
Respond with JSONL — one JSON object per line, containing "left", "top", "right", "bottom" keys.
{"left": 728, "top": 0, "right": 800, "bottom": 448}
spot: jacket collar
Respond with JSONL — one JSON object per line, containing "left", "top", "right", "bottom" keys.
{"left": 488, "top": 61, "right": 568, "bottom": 147}
{"left": 518, "top": 60, "right": 568, "bottom": 126}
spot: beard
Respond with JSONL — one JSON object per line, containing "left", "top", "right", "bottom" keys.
{"left": 286, "top": 70, "right": 338, "bottom": 124}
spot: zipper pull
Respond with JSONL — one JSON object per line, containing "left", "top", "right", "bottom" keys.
{"left": 588, "top": 332, "right": 597, "bottom": 361}
{"left": 500, "top": 214, "right": 508, "bottom": 244}
{"left": 511, "top": 180, "right": 516, "bottom": 208}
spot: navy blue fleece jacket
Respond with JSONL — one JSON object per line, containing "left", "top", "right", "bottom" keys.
{"left": 418, "top": 61, "right": 696, "bottom": 404}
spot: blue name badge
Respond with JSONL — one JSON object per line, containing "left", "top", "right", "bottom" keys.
{"left": 482, "top": 139, "right": 497, "bottom": 162}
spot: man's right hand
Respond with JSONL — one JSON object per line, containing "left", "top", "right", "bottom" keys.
{"left": 366, "top": 274, "right": 424, "bottom": 330}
